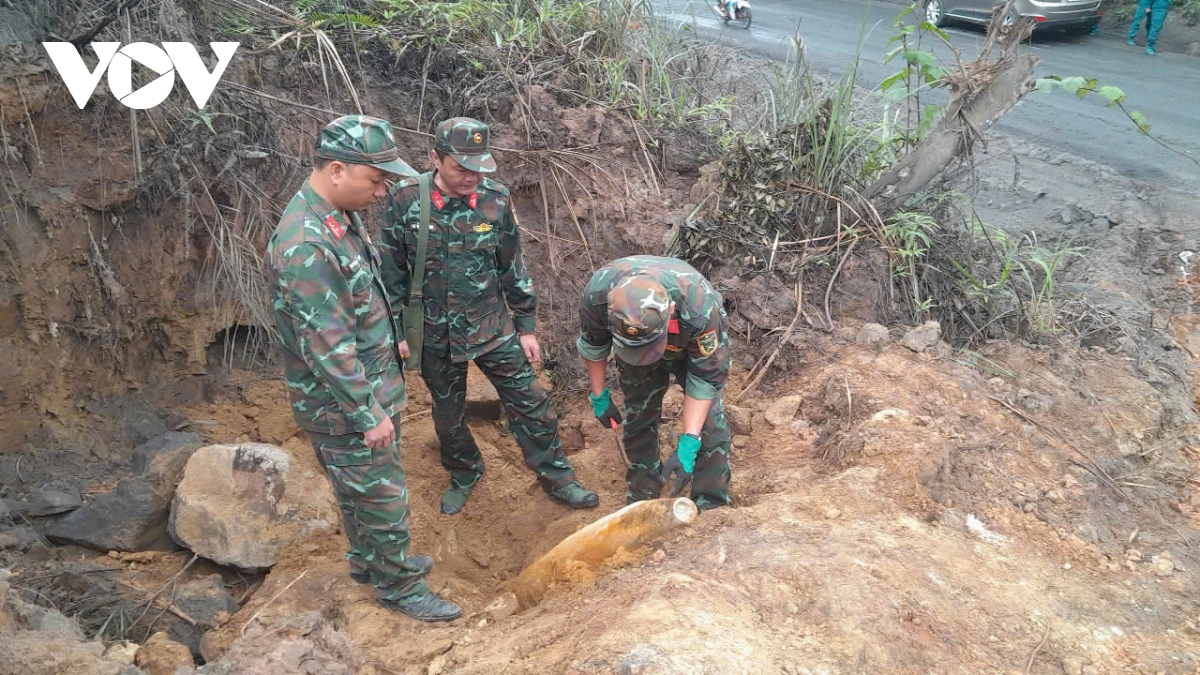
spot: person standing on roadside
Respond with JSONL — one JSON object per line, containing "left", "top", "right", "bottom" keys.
{"left": 1128, "top": 0, "right": 1171, "bottom": 55}
{"left": 380, "top": 117, "right": 600, "bottom": 516}
{"left": 267, "top": 115, "right": 460, "bottom": 622}
{"left": 577, "top": 255, "right": 733, "bottom": 512}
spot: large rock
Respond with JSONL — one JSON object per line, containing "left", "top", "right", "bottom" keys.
{"left": 724, "top": 404, "right": 753, "bottom": 437}
{"left": 136, "top": 632, "right": 195, "bottom": 675}
{"left": 900, "top": 321, "right": 942, "bottom": 353}
{"left": 5, "top": 487, "right": 82, "bottom": 517}
{"left": 169, "top": 443, "right": 337, "bottom": 570}
{"left": 855, "top": 323, "right": 890, "bottom": 347}
{"left": 764, "top": 396, "right": 802, "bottom": 429}
{"left": 175, "top": 575, "right": 239, "bottom": 629}
{"left": 466, "top": 363, "right": 502, "bottom": 420}
{"left": 47, "top": 434, "right": 205, "bottom": 552}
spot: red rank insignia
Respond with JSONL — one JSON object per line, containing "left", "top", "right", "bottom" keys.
{"left": 431, "top": 190, "right": 446, "bottom": 210}
{"left": 468, "top": 192, "right": 478, "bottom": 209}
{"left": 324, "top": 214, "right": 344, "bottom": 240}
{"left": 668, "top": 319, "right": 680, "bottom": 334}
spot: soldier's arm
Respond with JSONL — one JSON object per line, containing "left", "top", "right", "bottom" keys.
{"left": 683, "top": 298, "right": 730, "bottom": 401}
{"left": 576, "top": 291, "right": 613, "bottom": 362}
{"left": 496, "top": 202, "right": 538, "bottom": 334}
{"left": 378, "top": 190, "right": 410, "bottom": 324}
{"left": 281, "top": 242, "right": 388, "bottom": 433}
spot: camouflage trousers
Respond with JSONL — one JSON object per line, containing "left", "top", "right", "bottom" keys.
{"left": 306, "top": 416, "right": 429, "bottom": 603}
{"left": 421, "top": 334, "right": 576, "bottom": 491}
{"left": 618, "top": 359, "right": 732, "bottom": 510}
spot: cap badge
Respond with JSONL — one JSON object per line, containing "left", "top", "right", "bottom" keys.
{"left": 626, "top": 326, "right": 639, "bottom": 336}
{"left": 473, "top": 133, "right": 483, "bottom": 144}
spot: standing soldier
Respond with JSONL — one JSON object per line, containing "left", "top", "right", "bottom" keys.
{"left": 577, "top": 256, "right": 732, "bottom": 511}
{"left": 380, "top": 117, "right": 600, "bottom": 515}
{"left": 267, "top": 116, "right": 460, "bottom": 622}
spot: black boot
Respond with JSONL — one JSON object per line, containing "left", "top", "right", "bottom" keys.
{"left": 546, "top": 481, "right": 600, "bottom": 509}
{"left": 380, "top": 592, "right": 462, "bottom": 622}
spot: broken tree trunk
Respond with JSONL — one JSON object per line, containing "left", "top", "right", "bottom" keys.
{"left": 865, "top": 4, "right": 1040, "bottom": 211}
{"left": 511, "top": 497, "right": 699, "bottom": 608}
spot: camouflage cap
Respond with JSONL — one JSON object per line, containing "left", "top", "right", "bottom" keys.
{"left": 314, "top": 115, "right": 417, "bottom": 177}
{"left": 608, "top": 276, "right": 671, "bottom": 366}
{"left": 433, "top": 117, "right": 497, "bottom": 173}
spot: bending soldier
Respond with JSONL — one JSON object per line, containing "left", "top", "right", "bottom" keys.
{"left": 578, "top": 256, "right": 733, "bottom": 511}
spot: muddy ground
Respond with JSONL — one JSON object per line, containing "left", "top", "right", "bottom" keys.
{"left": 2, "top": 5, "right": 1200, "bottom": 674}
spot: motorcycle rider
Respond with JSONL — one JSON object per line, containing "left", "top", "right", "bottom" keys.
{"left": 725, "top": 0, "right": 737, "bottom": 20}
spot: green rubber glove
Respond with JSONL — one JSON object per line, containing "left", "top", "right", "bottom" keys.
{"left": 675, "top": 433, "right": 700, "bottom": 473}
{"left": 661, "top": 433, "right": 700, "bottom": 497}
{"left": 589, "top": 389, "right": 610, "bottom": 417}
{"left": 590, "top": 389, "right": 623, "bottom": 429}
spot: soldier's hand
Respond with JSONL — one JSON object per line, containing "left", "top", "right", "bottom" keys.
{"left": 519, "top": 333, "right": 541, "bottom": 364}
{"left": 590, "top": 388, "right": 623, "bottom": 430}
{"left": 661, "top": 433, "right": 700, "bottom": 497}
{"left": 363, "top": 417, "right": 396, "bottom": 450}
{"left": 398, "top": 340, "right": 411, "bottom": 360}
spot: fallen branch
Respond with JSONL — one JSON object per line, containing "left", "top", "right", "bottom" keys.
{"left": 735, "top": 279, "right": 803, "bottom": 403}
{"left": 1023, "top": 623, "right": 1050, "bottom": 675}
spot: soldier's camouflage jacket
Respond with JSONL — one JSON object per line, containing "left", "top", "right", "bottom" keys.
{"left": 380, "top": 176, "right": 537, "bottom": 362}
{"left": 267, "top": 179, "right": 406, "bottom": 435}
{"left": 577, "top": 255, "right": 730, "bottom": 401}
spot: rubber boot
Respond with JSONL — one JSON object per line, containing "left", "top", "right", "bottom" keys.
{"left": 380, "top": 592, "right": 462, "bottom": 623}
{"left": 350, "top": 555, "right": 433, "bottom": 585}
{"left": 440, "top": 471, "right": 480, "bottom": 515}
{"left": 546, "top": 481, "right": 600, "bottom": 509}
{"left": 1146, "top": 46, "right": 1156, "bottom": 55}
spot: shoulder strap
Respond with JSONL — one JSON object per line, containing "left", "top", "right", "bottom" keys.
{"left": 411, "top": 173, "right": 432, "bottom": 301}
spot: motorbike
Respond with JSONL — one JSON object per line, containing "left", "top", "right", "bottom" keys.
{"left": 712, "top": 0, "right": 751, "bottom": 29}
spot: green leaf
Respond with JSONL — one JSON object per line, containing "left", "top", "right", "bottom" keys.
{"left": 884, "top": 45, "right": 904, "bottom": 63}
{"left": 1034, "top": 77, "right": 1061, "bottom": 93}
{"left": 1098, "top": 85, "right": 1125, "bottom": 106}
{"left": 880, "top": 71, "right": 907, "bottom": 92}
{"left": 897, "top": 4, "right": 915, "bottom": 19}
{"left": 1129, "top": 110, "right": 1151, "bottom": 133}
{"left": 903, "top": 49, "right": 939, "bottom": 70}
{"left": 920, "top": 21, "right": 951, "bottom": 41}
{"left": 1059, "top": 76, "right": 1087, "bottom": 95}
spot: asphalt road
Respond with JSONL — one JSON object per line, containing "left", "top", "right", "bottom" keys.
{"left": 659, "top": 0, "right": 1200, "bottom": 187}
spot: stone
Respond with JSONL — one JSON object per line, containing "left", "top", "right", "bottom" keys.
{"left": 175, "top": 575, "right": 239, "bottom": 628}
{"left": 1016, "top": 389, "right": 1054, "bottom": 413}
{"left": 169, "top": 443, "right": 338, "bottom": 569}
{"left": 1151, "top": 551, "right": 1174, "bottom": 577}
{"left": 8, "top": 487, "right": 82, "bottom": 517}
{"left": 1062, "top": 659, "right": 1084, "bottom": 675}
{"left": 0, "top": 631, "right": 142, "bottom": 675}
{"left": 650, "top": 549, "right": 666, "bottom": 564}
{"left": 1125, "top": 548, "right": 1143, "bottom": 563}
{"left": 824, "top": 508, "right": 841, "bottom": 520}
{"left": 0, "top": 526, "right": 38, "bottom": 551}
{"left": 736, "top": 276, "right": 797, "bottom": 330}
{"left": 724, "top": 404, "right": 753, "bottom": 436}
{"left": 855, "top": 323, "right": 889, "bottom": 347}
{"left": 731, "top": 435, "right": 750, "bottom": 451}
{"left": 1081, "top": 667, "right": 1100, "bottom": 675}
{"left": 13, "top": 598, "right": 86, "bottom": 639}
{"left": 47, "top": 438, "right": 202, "bottom": 552}
{"left": 987, "top": 377, "right": 1006, "bottom": 393}
{"left": 427, "top": 655, "right": 448, "bottom": 675}
{"left": 465, "top": 364, "right": 502, "bottom": 420}
{"left": 560, "top": 421, "right": 586, "bottom": 453}
{"left": 900, "top": 321, "right": 941, "bottom": 353}
{"left": 764, "top": 396, "right": 802, "bottom": 428}
{"left": 483, "top": 592, "right": 520, "bottom": 622}
{"left": 136, "top": 632, "right": 194, "bottom": 675}
{"left": 132, "top": 433, "right": 206, "bottom": 474}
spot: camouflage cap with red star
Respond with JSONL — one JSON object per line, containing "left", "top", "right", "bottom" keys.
{"left": 433, "top": 117, "right": 497, "bottom": 173}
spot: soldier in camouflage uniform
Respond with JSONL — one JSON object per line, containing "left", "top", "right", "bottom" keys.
{"left": 380, "top": 118, "right": 599, "bottom": 515}
{"left": 577, "top": 256, "right": 732, "bottom": 511}
{"left": 267, "top": 115, "right": 460, "bottom": 622}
